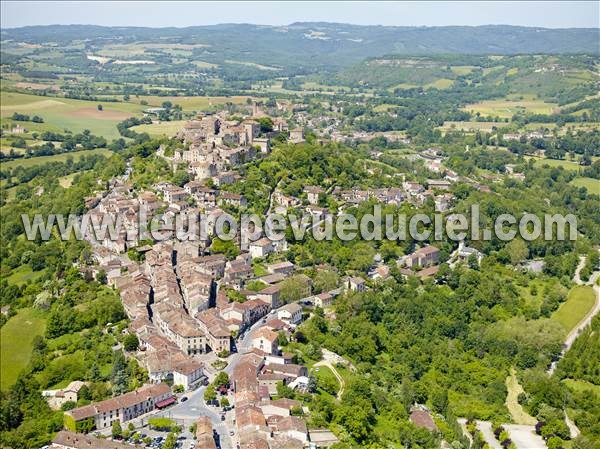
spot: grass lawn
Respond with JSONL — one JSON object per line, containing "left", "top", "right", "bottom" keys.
{"left": 1, "top": 148, "right": 113, "bottom": 170}
{"left": 0, "top": 308, "right": 46, "bottom": 390}
{"left": 505, "top": 368, "right": 537, "bottom": 425}
{"left": 463, "top": 98, "right": 558, "bottom": 119}
{"left": 570, "top": 177, "right": 599, "bottom": 194}
{"left": 551, "top": 285, "right": 596, "bottom": 332}
{"left": 311, "top": 364, "right": 342, "bottom": 397}
{"left": 130, "top": 120, "right": 186, "bottom": 137}
{"left": 562, "top": 379, "right": 600, "bottom": 396}
{"left": 525, "top": 156, "right": 582, "bottom": 172}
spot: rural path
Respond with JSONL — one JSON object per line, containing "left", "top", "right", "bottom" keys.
{"left": 505, "top": 368, "right": 537, "bottom": 425}
{"left": 313, "top": 359, "right": 345, "bottom": 400}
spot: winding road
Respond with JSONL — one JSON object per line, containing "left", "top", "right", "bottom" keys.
{"left": 547, "top": 255, "right": 600, "bottom": 376}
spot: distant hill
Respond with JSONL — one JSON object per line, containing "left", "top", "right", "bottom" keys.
{"left": 2, "top": 23, "right": 598, "bottom": 70}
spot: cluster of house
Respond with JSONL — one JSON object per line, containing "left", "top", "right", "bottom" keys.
{"left": 230, "top": 327, "right": 338, "bottom": 449}
{"left": 170, "top": 113, "right": 290, "bottom": 183}
{"left": 271, "top": 176, "right": 456, "bottom": 219}
{"left": 42, "top": 381, "right": 87, "bottom": 411}
{"left": 64, "top": 383, "right": 173, "bottom": 431}
{"left": 86, "top": 179, "right": 318, "bottom": 392}
{"left": 51, "top": 430, "right": 145, "bottom": 449}
{"left": 110, "top": 244, "right": 307, "bottom": 391}
{"left": 502, "top": 131, "right": 549, "bottom": 142}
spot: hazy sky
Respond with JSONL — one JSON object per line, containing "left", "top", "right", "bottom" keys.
{"left": 1, "top": 1, "right": 599, "bottom": 29}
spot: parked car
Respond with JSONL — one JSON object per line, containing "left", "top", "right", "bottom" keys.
{"left": 181, "top": 396, "right": 188, "bottom": 402}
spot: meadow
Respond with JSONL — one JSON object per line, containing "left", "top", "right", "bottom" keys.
{"left": 129, "top": 94, "right": 255, "bottom": 112}
{"left": 1, "top": 148, "right": 113, "bottom": 170}
{"left": 1, "top": 91, "right": 145, "bottom": 140}
{"left": 570, "top": 177, "right": 599, "bottom": 194}
{"left": 462, "top": 97, "right": 559, "bottom": 119}
{"left": 525, "top": 156, "right": 582, "bottom": 172}
{"left": 551, "top": 285, "right": 596, "bottom": 332}
{"left": 0, "top": 308, "right": 46, "bottom": 390}
{"left": 441, "top": 121, "right": 510, "bottom": 132}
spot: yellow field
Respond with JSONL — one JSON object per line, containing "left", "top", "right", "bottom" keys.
{"left": 450, "top": 66, "right": 476, "bottom": 75}
{"left": 426, "top": 78, "right": 454, "bottom": 89}
{"left": 130, "top": 120, "right": 186, "bottom": 137}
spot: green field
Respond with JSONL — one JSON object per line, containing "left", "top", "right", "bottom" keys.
{"left": 426, "top": 78, "right": 455, "bottom": 89}
{"left": 570, "top": 177, "right": 599, "bottom": 194}
{"left": 562, "top": 379, "right": 600, "bottom": 396}
{"left": 58, "top": 170, "right": 91, "bottom": 188}
{"left": 130, "top": 120, "right": 186, "bottom": 137}
{"left": 441, "top": 121, "right": 510, "bottom": 132}
{"left": 463, "top": 97, "right": 559, "bottom": 119}
{"left": 551, "top": 285, "right": 596, "bottom": 332}
{"left": 1, "top": 148, "right": 113, "bottom": 170}
{"left": 0, "top": 308, "right": 46, "bottom": 390}
{"left": 526, "top": 156, "right": 582, "bottom": 172}
{"left": 130, "top": 94, "right": 255, "bottom": 112}
{"left": 5, "top": 265, "right": 45, "bottom": 285}
{"left": 1, "top": 91, "right": 145, "bottom": 140}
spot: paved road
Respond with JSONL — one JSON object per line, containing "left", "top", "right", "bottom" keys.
{"left": 155, "top": 384, "right": 233, "bottom": 448}
{"left": 564, "top": 411, "right": 580, "bottom": 439}
{"left": 476, "top": 421, "right": 502, "bottom": 449}
{"left": 156, "top": 313, "right": 274, "bottom": 449}
{"left": 504, "top": 424, "right": 547, "bottom": 449}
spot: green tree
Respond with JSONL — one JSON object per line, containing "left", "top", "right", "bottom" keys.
{"left": 123, "top": 334, "right": 139, "bottom": 352}
{"left": 112, "top": 420, "right": 122, "bottom": 439}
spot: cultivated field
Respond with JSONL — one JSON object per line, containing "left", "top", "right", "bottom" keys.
{"left": 525, "top": 156, "right": 582, "bottom": 172}
{"left": 130, "top": 120, "right": 187, "bottom": 137}
{"left": 1, "top": 91, "right": 145, "bottom": 140}
{"left": 463, "top": 97, "right": 559, "bottom": 119}
{"left": 130, "top": 95, "right": 255, "bottom": 112}
{"left": 441, "top": 121, "right": 510, "bottom": 132}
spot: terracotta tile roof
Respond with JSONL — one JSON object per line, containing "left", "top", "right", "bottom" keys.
{"left": 410, "top": 409, "right": 438, "bottom": 432}
{"left": 66, "top": 383, "right": 170, "bottom": 420}
{"left": 52, "top": 430, "right": 145, "bottom": 449}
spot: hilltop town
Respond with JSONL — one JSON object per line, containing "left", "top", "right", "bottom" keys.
{"left": 1, "top": 15, "right": 599, "bottom": 449}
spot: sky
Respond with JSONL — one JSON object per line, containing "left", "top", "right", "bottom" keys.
{"left": 1, "top": 1, "right": 599, "bottom": 29}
